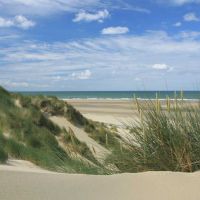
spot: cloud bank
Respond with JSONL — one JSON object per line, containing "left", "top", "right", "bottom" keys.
{"left": 1, "top": 31, "right": 200, "bottom": 90}
{"left": 0, "top": 0, "right": 102, "bottom": 15}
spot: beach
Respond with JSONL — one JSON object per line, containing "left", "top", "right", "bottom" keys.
{"left": 1, "top": 97, "right": 200, "bottom": 200}
{"left": 1, "top": 0, "right": 200, "bottom": 198}
{"left": 67, "top": 98, "right": 199, "bottom": 125}
{"left": 67, "top": 99, "right": 136, "bottom": 126}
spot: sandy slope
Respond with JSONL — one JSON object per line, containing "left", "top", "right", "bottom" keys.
{"left": 0, "top": 159, "right": 51, "bottom": 173}
{"left": 50, "top": 116, "right": 110, "bottom": 163}
{"left": 1, "top": 162, "right": 200, "bottom": 200}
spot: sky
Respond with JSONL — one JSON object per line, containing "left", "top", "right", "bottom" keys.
{"left": 0, "top": 0, "right": 200, "bottom": 91}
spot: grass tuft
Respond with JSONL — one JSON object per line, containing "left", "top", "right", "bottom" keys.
{"left": 109, "top": 100, "right": 200, "bottom": 173}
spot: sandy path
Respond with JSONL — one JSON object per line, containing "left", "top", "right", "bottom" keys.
{"left": 50, "top": 116, "right": 110, "bottom": 163}
{"left": 1, "top": 165, "right": 200, "bottom": 200}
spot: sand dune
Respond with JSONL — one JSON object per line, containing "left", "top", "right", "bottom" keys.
{"left": 1, "top": 161, "right": 200, "bottom": 200}
{"left": 66, "top": 99, "right": 137, "bottom": 141}
{"left": 1, "top": 100, "right": 200, "bottom": 200}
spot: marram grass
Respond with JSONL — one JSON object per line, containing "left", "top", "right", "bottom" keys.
{"left": 108, "top": 98, "right": 200, "bottom": 173}
{"left": 0, "top": 86, "right": 107, "bottom": 174}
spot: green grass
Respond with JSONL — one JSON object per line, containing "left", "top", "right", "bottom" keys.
{"left": 61, "top": 128, "right": 99, "bottom": 165}
{"left": 0, "top": 87, "right": 106, "bottom": 174}
{"left": 108, "top": 100, "right": 200, "bottom": 173}
{"left": 6, "top": 85, "right": 200, "bottom": 174}
{"left": 4, "top": 85, "right": 200, "bottom": 174}
{"left": 84, "top": 121, "right": 121, "bottom": 150}
{"left": 29, "top": 94, "right": 121, "bottom": 151}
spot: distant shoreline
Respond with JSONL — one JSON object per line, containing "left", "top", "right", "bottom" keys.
{"left": 64, "top": 98, "right": 200, "bottom": 101}
{"left": 17, "top": 91, "right": 200, "bottom": 100}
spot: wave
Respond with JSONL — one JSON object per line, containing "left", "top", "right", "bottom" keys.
{"left": 61, "top": 98, "right": 200, "bottom": 101}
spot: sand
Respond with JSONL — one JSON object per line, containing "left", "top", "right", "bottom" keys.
{"left": 66, "top": 99, "right": 136, "bottom": 126}
{"left": 1, "top": 162, "right": 200, "bottom": 200}
{"left": 50, "top": 116, "right": 110, "bottom": 163}
{"left": 0, "top": 159, "right": 51, "bottom": 174}
{"left": 67, "top": 99, "right": 137, "bottom": 142}
{"left": 66, "top": 99, "right": 200, "bottom": 126}
{"left": 1, "top": 99, "right": 200, "bottom": 200}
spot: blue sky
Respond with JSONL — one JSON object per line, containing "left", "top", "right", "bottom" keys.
{"left": 0, "top": 0, "right": 200, "bottom": 91}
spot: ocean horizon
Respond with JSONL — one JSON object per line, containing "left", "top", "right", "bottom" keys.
{"left": 17, "top": 91, "right": 200, "bottom": 100}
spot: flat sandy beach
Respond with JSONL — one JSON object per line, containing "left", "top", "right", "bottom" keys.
{"left": 67, "top": 99, "right": 200, "bottom": 125}
{"left": 67, "top": 99, "right": 136, "bottom": 126}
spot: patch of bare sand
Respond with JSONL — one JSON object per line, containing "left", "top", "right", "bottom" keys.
{"left": 0, "top": 159, "right": 51, "bottom": 174}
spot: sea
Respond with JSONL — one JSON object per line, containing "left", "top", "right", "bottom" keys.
{"left": 18, "top": 91, "right": 200, "bottom": 100}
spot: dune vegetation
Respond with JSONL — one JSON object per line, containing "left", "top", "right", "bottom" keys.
{"left": 108, "top": 98, "right": 200, "bottom": 173}
{"left": 0, "top": 86, "right": 108, "bottom": 174}
{"left": 1, "top": 86, "right": 200, "bottom": 174}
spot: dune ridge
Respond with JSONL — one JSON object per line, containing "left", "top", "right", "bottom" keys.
{"left": 1, "top": 161, "right": 200, "bottom": 200}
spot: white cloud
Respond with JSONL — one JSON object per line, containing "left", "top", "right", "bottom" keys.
{"left": 179, "top": 31, "right": 200, "bottom": 39}
{"left": 184, "top": 12, "right": 200, "bottom": 22}
{"left": 0, "top": 0, "right": 150, "bottom": 16}
{"left": 0, "top": 18, "right": 13, "bottom": 27}
{"left": 71, "top": 70, "right": 92, "bottom": 80}
{"left": 2, "top": 81, "right": 30, "bottom": 88}
{"left": 101, "top": 26, "right": 129, "bottom": 35}
{"left": 0, "top": 15, "right": 35, "bottom": 29}
{"left": 174, "top": 22, "right": 182, "bottom": 27}
{"left": 166, "top": 0, "right": 200, "bottom": 5}
{"left": 135, "top": 77, "right": 141, "bottom": 81}
{"left": 152, "top": 64, "right": 170, "bottom": 70}
{"left": 0, "top": 0, "right": 101, "bottom": 16}
{"left": 73, "top": 9, "right": 109, "bottom": 23}
{"left": 1, "top": 30, "right": 200, "bottom": 90}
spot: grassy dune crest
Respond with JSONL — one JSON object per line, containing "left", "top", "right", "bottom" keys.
{"left": 0, "top": 87, "right": 105, "bottom": 174}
